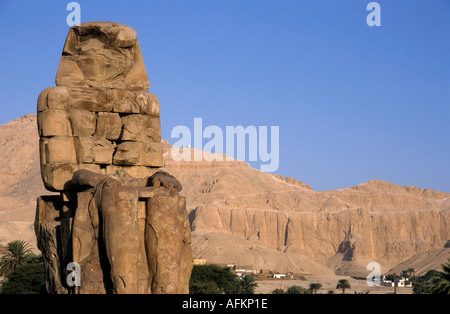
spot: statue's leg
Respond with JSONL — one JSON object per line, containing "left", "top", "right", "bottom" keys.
{"left": 100, "top": 184, "right": 149, "bottom": 293}
{"left": 72, "top": 189, "right": 107, "bottom": 294}
{"left": 145, "top": 189, "right": 192, "bottom": 294}
{"left": 178, "top": 196, "right": 193, "bottom": 294}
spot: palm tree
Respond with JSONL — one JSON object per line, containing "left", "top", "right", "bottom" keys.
{"left": 239, "top": 275, "right": 258, "bottom": 294}
{"left": 407, "top": 268, "right": 415, "bottom": 279}
{"left": 0, "top": 240, "right": 33, "bottom": 277}
{"left": 336, "top": 279, "right": 351, "bottom": 294}
{"left": 309, "top": 282, "right": 322, "bottom": 294}
{"left": 401, "top": 268, "right": 415, "bottom": 281}
{"left": 429, "top": 259, "right": 450, "bottom": 294}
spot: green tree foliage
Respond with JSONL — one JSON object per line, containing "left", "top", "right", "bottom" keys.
{"left": 189, "top": 264, "right": 257, "bottom": 294}
{"left": 189, "top": 264, "right": 237, "bottom": 294}
{"left": 0, "top": 255, "right": 45, "bottom": 294}
{"left": 309, "top": 282, "right": 322, "bottom": 294}
{"left": 413, "top": 260, "right": 450, "bottom": 295}
{"left": 286, "top": 285, "right": 311, "bottom": 294}
{"left": 412, "top": 270, "right": 440, "bottom": 294}
{"left": 428, "top": 259, "right": 450, "bottom": 294}
{"left": 0, "top": 240, "right": 33, "bottom": 277}
{"left": 336, "top": 279, "right": 351, "bottom": 294}
{"left": 401, "top": 268, "right": 415, "bottom": 282}
{"left": 238, "top": 275, "right": 258, "bottom": 294}
{"left": 286, "top": 286, "right": 302, "bottom": 294}
{"left": 384, "top": 274, "right": 396, "bottom": 282}
{"left": 189, "top": 280, "right": 222, "bottom": 294}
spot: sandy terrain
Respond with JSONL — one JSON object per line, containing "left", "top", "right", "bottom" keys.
{"left": 255, "top": 275, "right": 413, "bottom": 294}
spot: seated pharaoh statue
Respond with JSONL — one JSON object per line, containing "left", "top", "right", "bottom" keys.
{"left": 34, "top": 22, "right": 192, "bottom": 294}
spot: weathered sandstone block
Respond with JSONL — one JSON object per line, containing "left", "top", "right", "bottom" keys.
{"left": 37, "top": 86, "right": 70, "bottom": 112}
{"left": 41, "top": 163, "right": 78, "bottom": 191}
{"left": 121, "top": 114, "right": 161, "bottom": 143}
{"left": 110, "top": 90, "right": 161, "bottom": 115}
{"left": 95, "top": 112, "right": 122, "bottom": 140}
{"left": 113, "top": 141, "right": 163, "bottom": 167}
{"left": 66, "top": 88, "right": 113, "bottom": 112}
{"left": 68, "top": 109, "right": 97, "bottom": 137}
{"left": 45, "top": 137, "right": 77, "bottom": 164}
{"left": 38, "top": 110, "right": 72, "bottom": 137}
{"left": 74, "top": 136, "right": 114, "bottom": 164}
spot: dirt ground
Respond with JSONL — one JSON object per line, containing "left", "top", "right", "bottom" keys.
{"left": 255, "top": 275, "right": 413, "bottom": 294}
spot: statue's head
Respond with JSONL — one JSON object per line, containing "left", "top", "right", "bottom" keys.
{"left": 56, "top": 22, "right": 150, "bottom": 91}
{"left": 38, "top": 22, "right": 162, "bottom": 192}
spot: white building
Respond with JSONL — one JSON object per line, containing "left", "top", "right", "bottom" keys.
{"left": 381, "top": 276, "right": 412, "bottom": 287}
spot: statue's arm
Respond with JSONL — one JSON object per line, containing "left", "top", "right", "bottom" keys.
{"left": 72, "top": 169, "right": 110, "bottom": 188}
{"left": 147, "top": 171, "right": 182, "bottom": 192}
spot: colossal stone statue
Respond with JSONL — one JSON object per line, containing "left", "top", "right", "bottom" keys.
{"left": 34, "top": 22, "right": 192, "bottom": 294}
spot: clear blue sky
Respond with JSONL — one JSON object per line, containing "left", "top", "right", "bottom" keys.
{"left": 0, "top": 0, "right": 449, "bottom": 192}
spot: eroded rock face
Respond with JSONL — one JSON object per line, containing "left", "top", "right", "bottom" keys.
{"left": 35, "top": 22, "right": 192, "bottom": 294}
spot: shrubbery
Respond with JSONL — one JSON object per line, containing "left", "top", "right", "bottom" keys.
{"left": 0, "top": 256, "right": 45, "bottom": 294}
{"left": 189, "top": 264, "right": 257, "bottom": 294}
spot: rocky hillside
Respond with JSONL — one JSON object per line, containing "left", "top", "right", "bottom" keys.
{"left": 0, "top": 114, "right": 449, "bottom": 276}
{"left": 0, "top": 114, "right": 52, "bottom": 248}
{"left": 162, "top": 142, "right": 450, "bottom": 276}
